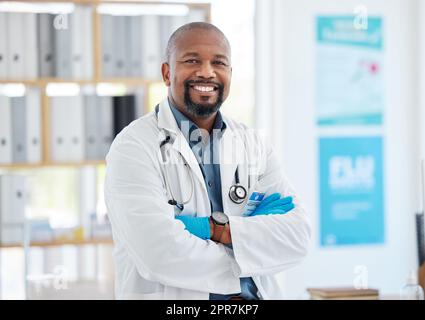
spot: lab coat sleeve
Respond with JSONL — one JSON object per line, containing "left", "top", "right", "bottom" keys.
{"left": 229, "top": 138, "right": 312, "bottom": 277}
{"left": 104, "top": 130, "right": 241, "bottom": 294}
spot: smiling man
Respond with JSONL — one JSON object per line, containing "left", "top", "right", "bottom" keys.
{"left": 105, "top": 22, "right": 311, "bottom": 300}
{"left": 162, "top": 23, "right": 230, "bottom": 130}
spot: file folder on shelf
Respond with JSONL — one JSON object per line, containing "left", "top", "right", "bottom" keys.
{"left": 84, "top": 94, "right": 99, "bottom": 160}
{"left": 101, "top": 14, "right": 115, "bottom": 78}
{"left": 98, "top": 96, "right": 113, "bottom": 159}
{"left": 25, "top": 89, "right": 42, "bottom": 164}
{"left": 0, "top": 174, "right": 27, "bottom": 245}
{"left": 55, "top": 13, "right": 73, "bottom": 79}
{"left": 0, "top": 95, "right": 12, "bottom": 164}
{"left": 141, "top": 15, "right": 161, "bottom": 80}
{"left": 71, "top": 7, "right": 85, "bottom": 79}
{"left": 37, "top": 13, "right": 56, "bottom": 78}
{"left": 113, "top": 15, "right": 127, "bottom": 77}
{"left": 113, "top": 95, "right": 136, "bottom": 138}
{"left": 128, "top": 15, "right": 143, "bottom": 77}
{"left": 24, "top": 13, "right": 39, "bottom": 79}
{"left": 11, "top": 96, "right": 27, "bottom": 163}
{"left": 7, "top": 13, "right": 25, "bottom": 79}
{"left": 82, "top": 6, "right": 94, "bottom": 80}
{"left": 0, "top": 174, "right": 26, "bottom": 224}
{"left": 0, "top": 13, "right": 8, "bottom": 79}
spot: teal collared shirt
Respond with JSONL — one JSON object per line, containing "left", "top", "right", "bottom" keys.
{"left": 168, "top": 101, "right": 259, "bottom": 301}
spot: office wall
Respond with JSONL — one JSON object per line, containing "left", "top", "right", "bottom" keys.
{"left": 420, "top": 0, "right": 425, "bottom": 164}
{"left": 255, "top": 0, "right": 423, "bottom": 297}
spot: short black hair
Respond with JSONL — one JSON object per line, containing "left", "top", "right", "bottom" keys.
{"left": 165, "top": 22, "right": 231, "bottom": 63}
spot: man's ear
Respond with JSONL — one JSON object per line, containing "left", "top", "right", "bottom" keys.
{"left": 161, "top": 63, "right": 171, "bottom": 87}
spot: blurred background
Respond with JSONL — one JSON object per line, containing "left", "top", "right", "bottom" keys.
{"left": 0, "top": 0, "right": 424, "bottom": 300}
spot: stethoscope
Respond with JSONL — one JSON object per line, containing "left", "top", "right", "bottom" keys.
{"left": 159, "top": 134, "right": 248, "bottom": 211}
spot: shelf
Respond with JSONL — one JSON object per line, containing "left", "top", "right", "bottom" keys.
{"left": 0, "top": 78, "right": 161, "bottom": 86}
{"left": 0, "top": 238, "right": 113, "bottom": 248}
{"left": 4, "top": 0, "right": 210, "bottom": 8}
{"left": 0, "top": 160, "right": 106, "bottom": 169}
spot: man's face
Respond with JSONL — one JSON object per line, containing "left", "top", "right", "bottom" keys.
{"left": 162, "top": 29, "right": 232, "bottom": 118}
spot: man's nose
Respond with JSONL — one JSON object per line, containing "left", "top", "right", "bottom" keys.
{"left": 195, "top": 62, "right": 216, "bottom": 78}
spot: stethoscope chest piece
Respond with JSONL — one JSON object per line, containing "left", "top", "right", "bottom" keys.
{"left": 229, "top": 184, "right": 247, "bottom": 204}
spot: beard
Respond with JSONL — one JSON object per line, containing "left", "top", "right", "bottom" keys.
{"left": 183, "top": 80, "right": 225, "bottom": 118}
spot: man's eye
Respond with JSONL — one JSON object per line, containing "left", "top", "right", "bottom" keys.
{"left": 185, "top": 59, "right": 199, "bottom": 64}
{"left": 213, "top": 61, "right": 227, "bottom": 66}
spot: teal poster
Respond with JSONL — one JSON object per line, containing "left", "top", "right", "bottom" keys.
{"left": 319, "top": 137, "right": 384, "bottom": 246}
{"left": 316, "top": 16, "right": 384, "bottom": 126}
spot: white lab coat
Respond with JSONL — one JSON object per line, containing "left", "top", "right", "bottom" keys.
{"left": 104, "top": 99, "right": 311, "bottom": 300}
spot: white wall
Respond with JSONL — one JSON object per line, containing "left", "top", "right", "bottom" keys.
{"left": 255, "top": 0, "right": 423, "bottom": 298}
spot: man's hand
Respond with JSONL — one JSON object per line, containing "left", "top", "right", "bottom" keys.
{"left": 247, "top": 193, "right": 295, "bottom": 216}
{"left": 175, "top": 215, "right": 211, "bottom": 240}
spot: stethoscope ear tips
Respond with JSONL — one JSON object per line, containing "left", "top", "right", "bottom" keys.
{"left": 168, "top": 199, "right": 177, "bottom": 206}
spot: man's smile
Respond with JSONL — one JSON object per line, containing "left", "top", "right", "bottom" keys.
{"left": 189, "top": 83, "right": 220, "bottom": 95}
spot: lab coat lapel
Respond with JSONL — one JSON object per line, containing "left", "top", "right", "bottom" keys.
{"left": 220, "top": 126, "right": 246, "bottom": 216}
{"left": 157, "top": 99, "right": 207, "bottom": 192}
{"left": 171, "top": 132, "right": 207, "bottom": 190}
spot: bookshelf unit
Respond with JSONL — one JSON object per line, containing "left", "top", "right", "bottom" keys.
{"left": 0, "top": 0, "right": 211, "bottom": 168}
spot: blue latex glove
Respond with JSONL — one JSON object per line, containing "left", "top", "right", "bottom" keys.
{"left": 175, "top": 215, "right": 210, "bottom": 240}
{"left": 248, "top": 192, "right": 295, "bottom": 216}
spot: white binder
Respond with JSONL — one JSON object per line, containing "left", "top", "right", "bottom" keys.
{"left": 84, "top": 94, "right": 98, "bottom": 160}
{"left": 82, "top": 6, "right": 94, "bottom": 80}
{"left": 159, "top": 16, "right": 171, "bottom": 63}
{"left": 37, "top": 13, "right": 56, "bottom": 78}
{"left": 65, "top": 95, "right": 84, "bottom": 162}
{"left": 0, "top": 13, "right": 8, "bottom": 79}
{"left": 23, "top": 13, "right": 39, "bottom": 79}
{"left": 55, "top": 13, "right": 72, "bottom": 79}
{"left": 0, "top": 174, "right": 26, "bottom": 224}
{"left": 129, "top": 15, "right": 143, "bottom": 77}
{"left": 141, "top": 15, "right": 161, "bottom": 80}
{"left": 50, "top": 96, "right": 69, "bottom": 162}
{"left": 97, "top": 96, "right": 113, "bottom": 159}
{"left": 0, "top": 95, "right": 12, "bottom": 164}
{"left": 7, "top": 13, "right": 25, "bottom": 79}
{"left": 101, "top": 14, "right": 114, "bottom": 77}
{"left": 71, "top": 7, "right": 84, "bottom": 79}
{"left": 11, "top": 96, "right": 27, "bottom": 163}
{"left": 25, "top": 88, "right": 42, "bottom": 163}
{"left": 113, "top": 15, "right": 127, "bottom": 77}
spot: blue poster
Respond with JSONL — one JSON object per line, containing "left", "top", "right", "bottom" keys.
{"left": 319, "top": 137, "right": 384, "bottom": 246}
{"left": 316, "top": 16, "right": 384, "bottom": 126}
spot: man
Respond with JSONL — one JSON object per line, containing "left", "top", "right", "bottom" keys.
{"left": 105, "top": 22, "right": 311, "bottom": 300}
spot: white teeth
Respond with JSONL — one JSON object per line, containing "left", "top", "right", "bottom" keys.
{"left": 193, "top": 86, "right": 215, "bottom": 92}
